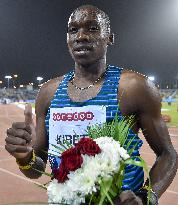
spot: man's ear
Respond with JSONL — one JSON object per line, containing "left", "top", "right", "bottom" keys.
{"left": 108, "top": 33, "right": 114, "bottom": 45}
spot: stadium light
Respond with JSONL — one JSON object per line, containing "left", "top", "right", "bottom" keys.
{"left": 12, "top": 74, "right": 18, "bottom": 88}
{"left": 37, "top": 77, "right": 43, "bottom": 86}
{"left": 148, "top": 76, "right": 155, "bottom": 81}
{"left": 5, "top": 75, "right": 12, "bottom": 88}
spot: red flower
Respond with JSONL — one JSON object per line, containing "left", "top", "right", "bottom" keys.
{"left": 52, "top": 138, "right": 101, "bottom": 183}
{"left": 76, "top": 137, "right": 101, "bottom": 156}
{"left": 61, "top": 147, "right": 83, "bottom": 171}
{"left": 53, "top": 163, "right": 69, "bottom": 183}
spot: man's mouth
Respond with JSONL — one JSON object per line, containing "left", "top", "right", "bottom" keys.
{"left": 76, "top": 48, "right": 90, "bottom": 51}
{"left": 74, "top": 46, "right": 93, "bottom": 55}
{"left": 75, "top": 48, "right": 91, "bottom": 54}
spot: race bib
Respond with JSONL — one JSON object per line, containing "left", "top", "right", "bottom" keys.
{"left": 49, "top": 105, "right": 106, "bottom": 156}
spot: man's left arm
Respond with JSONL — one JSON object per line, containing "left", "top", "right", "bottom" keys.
{"left": 136, "top": 79, "right": 178, "bottom": 198}
{"left": 117, "top": 72, "right": 177, "bottom": 204}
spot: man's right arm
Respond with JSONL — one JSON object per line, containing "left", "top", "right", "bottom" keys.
{"left": 19, "top": 92, "right": 49, "bottom": 179}
{"left": 5, "top": 76, "right": 64, "bottom": 179}
{"left": 5, "top": 85, "right": 49, "bottom": 178}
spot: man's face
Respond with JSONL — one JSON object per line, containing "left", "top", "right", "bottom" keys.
{"left": 67, "top": 8, "right": 111, "bottom": 65}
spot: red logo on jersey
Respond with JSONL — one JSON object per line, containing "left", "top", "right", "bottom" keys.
{"left": 53, "top": 111, "right": 94, "bottom": 121}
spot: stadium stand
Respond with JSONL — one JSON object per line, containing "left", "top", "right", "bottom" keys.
{"left": 0, "top": 89, "right": 177, "bottom": 104}
{"left": 0, "top": 88, "right": 38, "bottom": 103}
{"left": 160, "top": 89, "right": 178, "bottom": 102}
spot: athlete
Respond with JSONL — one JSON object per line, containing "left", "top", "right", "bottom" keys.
{"left": 5, "top": 5, "right": 177, "bottom": 205}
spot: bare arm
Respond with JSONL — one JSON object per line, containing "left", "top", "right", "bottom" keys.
{"left": 136, "top": 80, "right": 178, "bottom": 197}
{"left": 5, "top": 76, "right": 63, "bottom": 179}
{"left": 119, "top": 71, "right": 178, "bottom": 198}
{"left": 19, "top": 85, "right": 49, "bottom": 178}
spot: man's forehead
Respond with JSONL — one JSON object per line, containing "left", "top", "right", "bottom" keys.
{"left": 68, "top": 8, "right": 103, "bottom": 26}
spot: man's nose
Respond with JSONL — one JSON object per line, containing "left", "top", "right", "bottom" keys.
{"left": 76, "top": 29, "right": 89, "bottom": 42}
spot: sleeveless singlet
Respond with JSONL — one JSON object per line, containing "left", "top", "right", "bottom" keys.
{"left": 45, "top": 65, "right": 144, "bottom": 192}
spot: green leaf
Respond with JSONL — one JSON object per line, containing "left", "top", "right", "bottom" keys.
{"left": 98, "top": 178, "right": 114, "bottom": 205}
{"left": 124, "top": 157, "right": 151, "bottom": 205}
{"left": 34, "top": 182, "right": 47, "bottom": 190}
{"left": 42, "top": 149, "right": 60, "bottom": 158}
{"left": 86, "top": 113, "right": 136, "bottom": 148}
{"left": 128, "top": 141, "right": 139, "bottom": 156}
{"left": 115, "top": 162, "right": 125, "bottom": 193}
{"left": 43, "top": 180, "right": 51, "bottom": 186}
{"left": 63, "top": 139, "right": 72, "bottom": 148}
{"left": 32, "top": 168, "right": 53, "bottom": 177}
{"left": 104, "top": 179, "right": 114, "bottom": 205}
{"left": 89, "top": 194, "right": 94, "bottom": 205}
{"left": 124, "top": 158, "right": 143, "bottom": 167}
{"left": 103, "top": 189, "right": 114, "bottom": 205}
{"left": 50, "top": 143, "right": 66, "bottom": 153}
{"left": 125, "top": 135, "right": 136, "bottom": 150}
{"left": 108, "top": 187, "right": 117, "bottom": 197}
{"left": 48, "top": 152, "right": 60, "bottom": 158}
{"left": 72, "top": 129, "right": 81, "bottom": 141}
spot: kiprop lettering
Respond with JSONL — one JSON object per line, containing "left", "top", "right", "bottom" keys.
{"left": 53, "top": 111, "right": 94, "bottom": 121}
{"left": 56, "top": 134, "right": 88, "bottom": 146}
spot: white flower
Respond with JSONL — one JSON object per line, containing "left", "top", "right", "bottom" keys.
{"left": 119, "top": 147, "right": 130, "bottom": 160}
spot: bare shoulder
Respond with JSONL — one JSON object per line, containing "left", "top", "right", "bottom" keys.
{"left": 120, "top": 69, "right": 147, "bottom": 91}
{"left": 35, "top": 75, "right": 64, "bottom": 115}
{"left": 119, "top": 69, "right": 161, "bottom": 114}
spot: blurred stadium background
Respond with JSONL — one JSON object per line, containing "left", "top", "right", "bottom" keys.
{"left": 1, "top": 86, "right": 178, "bottom": 127}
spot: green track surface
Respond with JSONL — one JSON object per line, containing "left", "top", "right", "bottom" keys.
{"left": 161, "top": 102, "right": 178, "bottom": 127}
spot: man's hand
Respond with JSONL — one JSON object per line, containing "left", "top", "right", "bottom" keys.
{"left": 115, "top": 191, "right": 143, "bottom": 205}
{"left": 5, "top": 104, "right": 35, "bottom": 161}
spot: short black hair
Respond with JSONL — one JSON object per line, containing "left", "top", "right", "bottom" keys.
{"left": 70, "top": 4, "right": 111, "bottom": 34}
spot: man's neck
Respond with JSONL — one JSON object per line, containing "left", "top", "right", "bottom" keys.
{"left": 74, "top": 60, "right": 107, "bottom": 84}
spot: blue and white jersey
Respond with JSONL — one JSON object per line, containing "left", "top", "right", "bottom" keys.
{"left": 45, "top": 65, "right": 144, "bottom": 192}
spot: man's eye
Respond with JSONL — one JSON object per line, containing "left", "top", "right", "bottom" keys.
{"left": 68, "top": 27, "right": 78, "bottom": 33}
{"left": 89, "top": 26, "right": 99, "bottom": 31}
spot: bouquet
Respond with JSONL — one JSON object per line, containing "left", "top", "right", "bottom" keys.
{"left": 37, "top": 115, "right": 150, "bottom": 205}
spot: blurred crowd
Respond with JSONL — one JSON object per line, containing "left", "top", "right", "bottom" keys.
{"left": 0, "top": 88, "right": 178, "bottom": 104}
{"left": 0, "top": 88, "right": 38, "bottom": 104}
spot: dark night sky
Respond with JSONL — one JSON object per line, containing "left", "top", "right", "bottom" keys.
{"left": 0, "top": 0, "right": 178, "bottom": 87}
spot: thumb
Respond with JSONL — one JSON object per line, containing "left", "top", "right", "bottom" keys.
{"left": 24, "top": 104, "right": 33, "bottom": 125}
